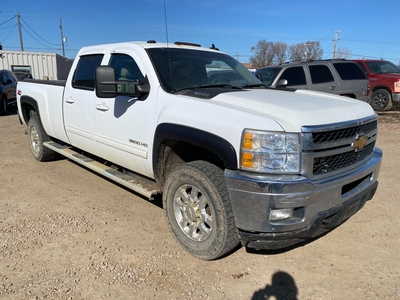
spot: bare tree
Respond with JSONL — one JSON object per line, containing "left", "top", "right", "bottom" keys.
{"left": 289, "top": 43, "right": 306, "bottom": 62}
{"left": 336, "top": 47, "right": 352, "bottom": 59}
{"left": 289, "top": 41, "right": 323, "bottom": 61}
{"left": 250, "top": 40, "right": 275, "bottom": 68}
{"left": 250, "top": 40, "right": 324, "bottom": 66}
{"left": 273, "top": 42, "right": 288, "bottom": 64}
{"left": 250, "top": 40, "right": 289, "bottom": 67}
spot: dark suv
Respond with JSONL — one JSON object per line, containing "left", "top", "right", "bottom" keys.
{"left": 255, "top": 60, "right": 369, "bottom": 102}
{"left": 0, "top": 69, "right": 18, "bottom": 115}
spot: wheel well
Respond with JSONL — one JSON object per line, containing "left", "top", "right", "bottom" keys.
{"left": 340, "top": 94, "right": 356, "bottom": 99}
{"left": 19, "top": 96, "right": 39, "bottom": 124}
{"left": 153, "top": 123, "right": 237, "bottom": 187}
{"left": 371, "top": 86, "right": 392, "bottom": 95}
{"left": 155, "top": 139, "right": 226, "bottom": 187}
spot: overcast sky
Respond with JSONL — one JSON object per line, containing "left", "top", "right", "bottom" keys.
{"left": 1, "top": 0, "right": 399, "bottom": 63}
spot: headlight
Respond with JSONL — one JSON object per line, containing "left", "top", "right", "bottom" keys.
{"left": 240, "top": 129, "right": 300, "bottom": 173}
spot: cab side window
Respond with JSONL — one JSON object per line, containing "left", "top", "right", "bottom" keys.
{"left": 109, "top": 54, "right": 144, "bottom": 93}
{"left": 280, "top": 67, "right": 306, "bottom": 86}
{"left": 72, "top": 54, "right": 104, "bottom": 90}
{"left": 309, "top": 65, "right": 334, "bottom": 84}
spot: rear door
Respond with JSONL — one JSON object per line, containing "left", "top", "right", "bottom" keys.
{"left": 332, "top": 62, "right": 369, "bottom": 100}
{"left": 308, "top": 64, "right": 339, "bottom": 95}
{"left": 63, "top": 54, "right": 104, "bottom": 155}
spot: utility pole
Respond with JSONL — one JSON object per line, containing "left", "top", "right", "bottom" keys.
{"left": 59, "top": 17, "right": 65, "bottom": 57}
{"left": 333, "top": 30, "right": 340, "bottom": 59}
{"left": 16, "top": 13, "right": 24, "bottom": 51}
{"left": 235, "top": 51, "right": 240, "bottom": 61}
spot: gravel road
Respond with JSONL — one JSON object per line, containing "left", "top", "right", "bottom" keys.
{"left": 1, "top": 108, "right": 399, "bottom": 299}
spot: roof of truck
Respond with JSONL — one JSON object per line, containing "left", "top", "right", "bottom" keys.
{"left": 77, "top": 40, "right": 222, "bottom": 56}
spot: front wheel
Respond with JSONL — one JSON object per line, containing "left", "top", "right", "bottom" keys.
{"left": 27, "top": 115, "right": 56, "bottom": 161}
{"left": 370, "top": 89, "right": 391, "bottom": 111}
{"left": 163, "top": 161, "right": 239, "bottom": 260}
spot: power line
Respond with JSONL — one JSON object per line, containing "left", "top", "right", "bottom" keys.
{"left": 0, "top": 24, "right": 17, "bottom": 44}
{"left": 0, "top": 15, "right": 16, "bottom": 27}
{"left": 20, "top": 15, "right": 61, "bottom": 46}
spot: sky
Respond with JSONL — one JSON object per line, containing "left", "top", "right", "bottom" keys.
{"left": 0, "top": 0, "right": 399, "bottom": 64}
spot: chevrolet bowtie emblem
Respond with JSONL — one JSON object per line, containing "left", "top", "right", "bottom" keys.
{"left": 353, "top": 135, "right": 367, "bottom": 151}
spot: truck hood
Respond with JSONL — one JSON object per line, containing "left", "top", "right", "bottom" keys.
{"left": 212, "top": 89, "right": 375, "bottom": 132}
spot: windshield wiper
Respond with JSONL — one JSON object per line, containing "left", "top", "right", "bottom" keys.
{"left": 243, "top": 83, "right": 266, "bottom": 88}
{"left": 198, "top": 83, "right": 243, "bottom": 89}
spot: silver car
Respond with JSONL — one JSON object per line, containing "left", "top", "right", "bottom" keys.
{"left": 255, "top": 60, "right": 369, "bottom": 102}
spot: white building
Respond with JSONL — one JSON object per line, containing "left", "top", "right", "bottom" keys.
{"left": 0, "top": 50, "right": 73, "bottom": 80}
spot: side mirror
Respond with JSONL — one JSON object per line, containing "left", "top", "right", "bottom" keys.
{"left": 95, "top": 66, "right": 117, "bottom": 98}
{"left": 277, "top": 79, "right": 288, "bottom": 88}
{"left": 95, "top": 66, "right": 150, "bottom": 98}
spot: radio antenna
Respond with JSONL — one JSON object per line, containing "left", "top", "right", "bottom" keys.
{"left": 164, "top": 2, "right": 169, "bottom": 46}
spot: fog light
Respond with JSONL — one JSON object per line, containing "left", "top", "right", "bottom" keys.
{"left": 270, "top": 208, "right": 293, "bottom": 221}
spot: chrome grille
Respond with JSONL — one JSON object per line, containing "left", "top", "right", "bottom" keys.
{"left": 302, "top": 116, "right": 378, "bottom": 180}
{"left": 313, "top": 141, "right": 375, "bottom": 175}
{"left": 312, "top": 120, "right": 377, "bottom": 144}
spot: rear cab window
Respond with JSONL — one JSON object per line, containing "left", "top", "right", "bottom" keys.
{"left": 72, "top": 54, "right": 104, "bottom": 90}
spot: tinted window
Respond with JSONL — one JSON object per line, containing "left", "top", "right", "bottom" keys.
{"left": 280, "top": 66, "right": 306, "bottom": 86}
{"left": 309, "top": 65, "right": 334, "bottom": 84}
{"left": 365, "top": 61, "right": 400, "bottom": 74}
{"left": 333, "top": 63, "right": 366, "bottom": 80}
{"left": 1, "top": 71, "right": 6, "bottom": 84}
{"left": 72, "top": 54, "right": 104, "bottom": 90}
{"left": 147, "top": 48, "right": 261, "bottom": 93}
{"left": 109, "top": 54, "right": 144, "bottom": 93}
{"left": 256, "top": 67, "right": 281, "bottom": 86}
{"left": 355, "top": 62, "right": 368, "bottom": 74}
{"left": 109, "top": 54, "right": 144, "bottom": 80}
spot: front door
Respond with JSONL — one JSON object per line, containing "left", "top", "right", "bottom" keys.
{"left": 93, "top": 48, "right": 156, "bottom": 178}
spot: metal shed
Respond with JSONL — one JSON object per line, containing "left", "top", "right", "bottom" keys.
{"left": 0, "top": 50, "right": 73, "bottom": 80}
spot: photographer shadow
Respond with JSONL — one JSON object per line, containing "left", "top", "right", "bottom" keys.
{"left": 252, "top": 271, "right": 298, "bottom": 300}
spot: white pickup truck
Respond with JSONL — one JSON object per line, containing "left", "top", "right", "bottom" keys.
{"left": 17, "top": 41, "right": 382, "bottom": 260}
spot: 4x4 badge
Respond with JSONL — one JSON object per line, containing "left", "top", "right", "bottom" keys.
{"left": 353, "top": 135, "right": 367, "bottom": 151}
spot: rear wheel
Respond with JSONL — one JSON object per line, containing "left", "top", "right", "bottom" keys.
{"left": 370, "top": 89, "right": 391, "bottom": 111}
{"left": 163, "top": 161, "right": 239, "bottom": 260}
{"left": 0, "top": 95, "right": 7, "bottom": 116}
{"left": 27, "top": 115, "right": 56, "bottom": 161}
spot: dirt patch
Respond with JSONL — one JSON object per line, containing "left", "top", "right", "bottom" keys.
{"left": 0, "top": 108, "right": 399, "bottom": 299}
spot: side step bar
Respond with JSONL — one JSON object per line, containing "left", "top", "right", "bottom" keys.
{"left": 43, "top": 141, "right": 161, "bottom": 199}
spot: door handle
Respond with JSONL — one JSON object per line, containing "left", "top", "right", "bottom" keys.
{"left": 96, "top": 103, "right": 109, "bottom": 111}
{"left": 330, "top": 86, "right": 336, "bottom": 90}
{"left": 65, "top": 97, "right": 75, "bottom": 103}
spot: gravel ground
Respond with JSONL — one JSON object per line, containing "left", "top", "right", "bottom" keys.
{"left": 0, "top": 107, "right": 399, "bottom": 299}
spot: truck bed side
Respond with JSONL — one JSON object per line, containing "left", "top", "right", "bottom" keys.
{"left": 17, "top": 79, "right": 70, "bottom": 143}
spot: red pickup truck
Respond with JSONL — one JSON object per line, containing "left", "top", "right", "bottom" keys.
{"left": 352, "top": 59, "right": 400, "bottom": 111}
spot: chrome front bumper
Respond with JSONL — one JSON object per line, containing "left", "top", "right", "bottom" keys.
{"left": 225, "top": 147, "right": 382, "bottom": 250}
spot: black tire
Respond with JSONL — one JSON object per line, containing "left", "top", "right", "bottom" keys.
{"left": 163, "top": 161, "right": 239, "bottom": 260}
{"left": 0, "top": 95, "right": 7, "bottom": 116}
{"left": 370, "top": 89, "right": 391, "bottom": 111}
{"left": 27, "top": 115, "right": 56, "bottom": 161}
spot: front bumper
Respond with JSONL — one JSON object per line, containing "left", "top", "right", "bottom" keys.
{"left": 225, "top": 147, "right": 382, "bottom": 250}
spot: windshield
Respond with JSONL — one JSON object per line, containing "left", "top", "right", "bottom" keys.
{"left": 146, "top": 48, "right": 263, "bottom": 93}
{"left": 365, "top": 61, "right": 400, "bottom": 74}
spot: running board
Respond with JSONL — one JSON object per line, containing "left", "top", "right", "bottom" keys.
{"left": 43, "top": 141, "right": 161, "bottom": 199}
